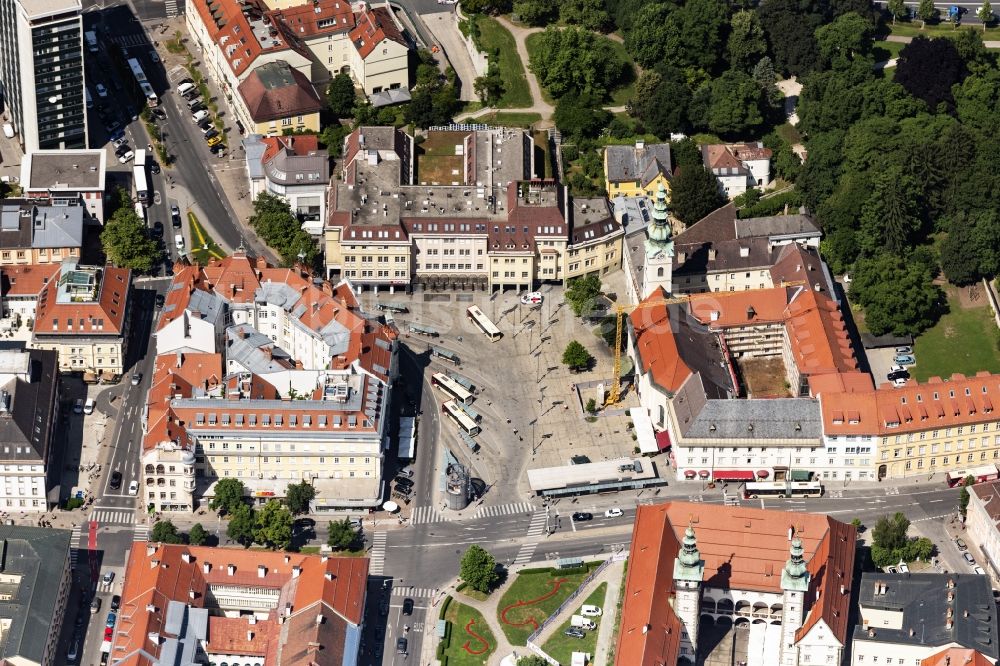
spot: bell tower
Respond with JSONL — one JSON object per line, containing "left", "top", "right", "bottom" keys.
{"left": 673, "top": 525, "right": 705, "bottom": 660}
{"left": 641, "top": 182, "right": 674, "bottom": 298}
{"left": 780, "top": 537, "right": 811, "bottom": 666}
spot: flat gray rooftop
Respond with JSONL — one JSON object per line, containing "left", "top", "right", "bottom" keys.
{"left": 23, "top": 150, "right": 104, "bottom": 190}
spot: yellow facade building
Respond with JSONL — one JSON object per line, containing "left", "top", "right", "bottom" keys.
{"left": 604, "top": 140, "right": 673, "bottom": 198}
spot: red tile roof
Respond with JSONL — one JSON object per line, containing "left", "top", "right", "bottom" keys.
{"left": 237, "top": 62, "right": 323, "bottom": 122}
{"left": 616, "top": 502, "right": 856, "bottom": 665}
{"left": 921, "top": 647, "right": 995, "bottom": 666}
{"left": 33, "top": 264, "right": 130, "bottom": 335}
{"left": 271, "top": 0, "right": 355, "bottom": 39}
{"left": 0, "top": 264, "right": 59, "bottom": 297}
{"left": 260, "top": 134, "right": 321, "bottom": 164}
{"left": 111, "top": 544, "right": 368, "bottom": 666}
{"left": 349, "top": 6, "right": 406, "bottom": 59}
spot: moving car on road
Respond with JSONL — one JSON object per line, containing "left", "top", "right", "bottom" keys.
{"left": 128, "top": 480, "right": 139, "bottom": 496}
{"left": 102, "top": 571, "right": 115, "bottom": 585}
{"left": 402, "top": 598, "right": 413, "bottom": 615}
{"left": 604, "top": 508, "right": 624, "bottom": 518}
{"left": 572, "top": 512, "right": 593, "bottom": 521}
{"left": 109, "top": 471, "right": 122, "bottom": 491}
{"left": 396, "top": 637, "right": 408, "bottom": 654}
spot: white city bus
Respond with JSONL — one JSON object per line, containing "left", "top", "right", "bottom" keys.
{"left": 743, "top": 481, "right": 823, "bottom": 499}
{"left": 442, "top": 399, "right": 480, "bottom": 436}
{"left": 432, "top": 373, "right": 474, "bottom": 405}
{"left": 127, "top": 57, "right": 159, "bottom": 108}
{"left": 466, "top": 305, "right": 501, "bottom": 342}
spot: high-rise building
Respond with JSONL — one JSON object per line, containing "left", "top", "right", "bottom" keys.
{"left": 0, "top": 0, "right": 87, "bottom": 152}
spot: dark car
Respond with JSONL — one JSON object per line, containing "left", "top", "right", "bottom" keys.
{"left": 155, "top": 293, "right": 165, "bottom": 308}
{"left": 190, "top": 102, "right": 206, "bottom": 114}
{"left": 394, "top": 476, "right": 414, "bottom": 490}
{"left": 152, "top": 108, "right": 166, "bottom": 120}
{"left": 114, "top": 144, "right": 130, "bottom": 157}
{"left": 150, "top": 161, "right": 161, "bottom": 175}
{"left": 204, "top": 128, "right": 220, "bottom": 140}
{"left": 171, "top": 205, "right": 181, "bottom": 228}
{"left": 396, "top": 637, "right": 408, "bottom": 654}
{"left": 572, "top": 512, "right": 593, "bottom": 522}
{"left": 570, "top": 455, "right": 591, "bottom": 465}
{"left": 379, "top": 597, "right": 389, "bottom": 616}
{"left": 152, "top": 221, "right": 163, "bottom": 238}
{"left": 109, "top": 471, "right": 122, "bottom": 490}
{"left": 110, "top": 595, "right": 120, "bottom": 611}
{"left": 564, "top": 628, "right": 586, "bottom": 639}
{"left": 402, "top": 598, "right": 413, "bottom": 616}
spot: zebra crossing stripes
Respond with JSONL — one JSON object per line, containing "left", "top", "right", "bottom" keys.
{"left": 512, "top": 511, "right": 548, "bottom": 566}
{"left": 409, "top": 505, "right": 450, "bottom": 525}
{"left": 369, "top": 532, "right": 387, "bottom": 576}
{"left": 164, "top": 0, "right": 179, "bottom": 17}
{"left": 69, "top": 524, "right": 82, "bottom": 567}
{"left": 391, "top": 587, "right": 435, "bottom": 599}
{"left": 470, "top": 502, "right": 534, "bottom": 520}
{"left": 89, "top": 508, "right": 135, "bottom": 525}
{"left": 512, "top": 542, "right": 539, "bottom": 566}
{"left": 112, "top": 34, "right": 151, "bottom": 49}
{"left": 133, "top": 525, "right": 150, "bottom": 542}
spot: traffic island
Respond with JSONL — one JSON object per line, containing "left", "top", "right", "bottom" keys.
{"left": 496, "top": 562, "right": 600, "bottom": 645}
{"left": 187, "top": 211, "right": 226, "bottom": 264}
{"left": 440, "top": 597, "right": 497, "bottom": 666}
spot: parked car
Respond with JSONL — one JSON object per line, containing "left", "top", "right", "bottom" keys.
{"left": 203, "top": 128, "right": 220, "bottom": 140}
{"left": 109, "top": 471, "right": 122, "bottom": 491}
{"left": 114, "top": 144, "right": 131, "bottom": 157}
{"left": 118, "top": 150, "right": 135, "bottom": 164}
{"left": 572, "top": 512, "right": 593, "bottom": 521}
{"left": 90, "top": 597, "right": 101, "bottom": 614}
{"left": 892, "top": 377, "right": 908, "bottom": 388}
{"left": 975, "top": 566, "right": 986, "bottom": 575}
{"left": 190, "top": 102, "right": 207, "bottom": 114}
{"left": 111, "top": 595, "right": 120, "bottom": 611}
{"left": 520, "top": 291, "right": 543, "bottom": 305}
{"left": 604, "top": 508, "right": 624, "bottom": 518}
{"left": 104, "top": 626, "right": 113, "bottom": 641}
{"left": 957, "top": 538, "right": 968, "bottom": 550}
{"left": 84, "top": 398, "right": 96, "bottom": 414}
{"left": 95, "top": 83, "right": 108, "bottom": 97}
{"left": 894, "top": 354, "right": 916, "bottom": 365}
{"left": 396, "top": 637, "right": 408, "bottom": 654}
{"left": 563, "top": 628, "right": 586, "bottom": 639}
{"left": 394, "top": 476, "right": 414, "bottom": 490}
{"left": 150, "top": 161, "right": 161, "bottom": 174}
{"left": 887, "top": 371, "right": 909, "bottom": 381}
{"left": 112, "top": 136, "right": 128, "bottom": 149}
{"left": 895, "top": 346, "right": 913, "bottom": 354}
{"left": 171, "top": 205, "right": 182, "bottom": 228}
{"left": 67, "top": 639, "right": 80, "bottom": 662}
{"left": 152, "top": 221, "right": 163, "bottom": 238}
{"left": 149, "top": 50, "right": 160, "bottom": 63}
{"left": 155, "top": 294, "right": 165, "bottom": 308}
{"left": 102, "top": 570, "right": 115, "bottom": 585}
{"left": 964, "top": 552, "right": 976, "bottom": 564}
{"left": 207, "top": 135, "right": 223, "bottom": 147}
{"left": 402, "top": 598, "right": 413, "bottom": 615}
{"left": 128, "top": 480, "right": 139, "bottom": 496}
{"left": 105, "top": 612, "right": 117, "bottom": 628}
{"left": 192, "top": 110, "right": 209, "bottom": 123}
{"left": 397, "top": 467, "right": 414, "bottom": 478}
{"left": 581, "top": 604, "right": 602, "bottom": 617}
{"left": 152, "top": 108, "right": 167, "bottom": 120}
{"left": 73, "top": 399, "right": 84, "bottom": 414}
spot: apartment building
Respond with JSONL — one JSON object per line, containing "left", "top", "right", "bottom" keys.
{"left": 324, "top": 126, "right": 623, "bottom": 292}
{"left": 0, "top": 0, "right": 87, "bottom": 152}
{"left": 629, "top": 284, "right": 865, "bottom": 483}
{"left": 110, "top": 543, "right": 368, "bottom": 666}
{"left": 30, "top": 259, "right": 132, "bottom": 378}
{"left": 0, "top": 263, "right": 59, "bottom": 323}
{"left": 144, "top": 253, "right": 397, "bottom": 512}
{"left": 0, "top": 349, "right": 59, "bottom": 512}
{"left": 0, "top": 525, "right": 72, "bottom": 666}
{"left": 819, "top": 372, "right": 1000, "bottom": 481}
{"left": 966, "top": 480, "right": 1000, "bottom": 587}
{"left": 0, "top": 199, "right": 83, "bottom": 265}
{"left": 702, "top": 142, "right": 773, "bottom": 198}
{"left": 243, "top": 133, "right": 329, "bottom": 234}
{"left": 617, "top": 502, "right": 855, "bottom": 666}
{"left": 185, "top": 0, "right": 409, "bottom": 128}
{"left": 235, "top": 60, "right": 323, "bottom": 137}
{"left": 603, "top": 140, "right": 672, "bottom": 198}
{"left": 20, "top": 149, "right": 106, "bottom": 220}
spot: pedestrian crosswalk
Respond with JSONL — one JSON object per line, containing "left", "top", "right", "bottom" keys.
{"left": 512, "top": 511, "right": 548, "bottom": 566}
{"left": 470, "top": 502, "right": 534, "bottom": 520}
{"left": 112, "top": 34, "right": 151, "bottom": 49}
{"left": 391, "top": 586, "right": 435, "bottom": 599}
{"left": 164, "top": 0, "right": 179, "bottom": 17}
{"left": 133, "top": 525, "right": 150, "bottom": 542}
{"left": 409, "top": 505, "right": 450, "bottom": 525}
{"left": 89, "top": 508, "right": 135, "bottom": 525}
{"left": 69, "top": 524, "right": 82, "bottom": 567}
{"left": 369, "top": 532, "right": 387, "bottom": 576}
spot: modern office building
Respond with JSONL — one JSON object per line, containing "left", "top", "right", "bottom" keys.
{"left": 0, "top": 0, "right": 87, "bottom": 152}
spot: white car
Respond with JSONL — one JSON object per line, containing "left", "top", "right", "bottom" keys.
{"left": 581, "top": 604, "right": 602, "bottom": 617}
{"left": 112, "top": 136, "right": 128, "bottom": 149}
{"left": 95, "top": 83, "right": 108, "bottom": 98}
{"left": 520, "top": 291, "right": 543, "bottom": 305}
{"left": 604, "top": 508, "right": 623, "bottom": 518}
{"left": 128, "top": 480, "right": 139, "bottom": 496}
{"left": 118, "top": 150, "right": 134, "bottom": 164}
{"left": 975, "top": 565, "right": 986, "bottom": 575}
{"left": 83, "top": 398, "right": 96, "bottom": 415}
{"left": 889, "top": 365, "right": 906, "bottom": 374}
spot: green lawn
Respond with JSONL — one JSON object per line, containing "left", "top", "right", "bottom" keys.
{"left": 524, "top": 32, "right": 637, "bottom": 106}
{"left": 912, "top": 287, "right": 1000, "bottom": 382}
{"left": 541, "top": 582, "right": 607, "bottom": 664}
{"left": 776, "top": 123, "right": 802, "bottom": 146}
{"left": 872, "top": 40, "right": 906, "bottom": 61}
{"left": 476, "top": 16, "right": 533, "bottom": 108}
{"left": 442, "top": 600, "right": 497, "bottom": 666}
{"left": 187, "top": 212, "right": 226, "bottom": 265}
{"left": 497, "top": 564, "right": 599, "bottom": 645}
{"left": 886, "top": 21, "right": 1000, "bottom": 39}
{"left": 476, "top": 111, "right": 542, "bottom": 127}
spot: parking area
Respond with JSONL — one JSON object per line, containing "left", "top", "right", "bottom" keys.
{"left": 866, "top": 345, "right": 916, "bottom": 389}
{"left": 357, "top": 269, "right": 670, "bottom": 501}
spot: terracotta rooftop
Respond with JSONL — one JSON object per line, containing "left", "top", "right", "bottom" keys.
{"left": 270, "top": 0, "right": 355, "bottom": 39}
{"left": 349, "top": 6, "right": 406, "bottom": 59}
{"left": 110, "top": 544, "right": 368, "bottom": 666}
{"left": 616, "top": 502, "right": 856, "bottom": 666}
{"left": 237, "top": 61, "right": 323, "bottom": 122}
{"left": 0, "top": 264, "right": 59, "bottom": 298}
{"left": 33, "top": 262, "right": 130, "bottom": 336}
{"left": 971, "top": 480, "right": 1000, "bottom": 523}
{"left": 921, "top": 648, "right": 995, "bottom": 666}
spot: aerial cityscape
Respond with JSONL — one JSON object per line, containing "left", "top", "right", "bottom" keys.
{"left": 0, "top": 0, "right": 997, "bottom": 664}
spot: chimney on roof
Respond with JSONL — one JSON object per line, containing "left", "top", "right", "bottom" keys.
{"left": 181, "top": 552, "right": 192, "bottom": 563}
{"left": 747, "top": 306, "right": 756, "bottom": 320}
{"left": 678, "top": 251, "right": 687, "bottom": 262}
{"left": 708, "top": 248, "right": 717, "bottom": 261}
{"left": 635, "top": 139, "right": 645, "bottom": 152}
{"left": 321, "top": 555, "right": 329, "bottom": 563}
{"left": 148, "top": 632, "right": 161, "bottom": 645}
{"left": 146, "top": 545, "right": 156, "bottom": 556}
{"left": 227, "top": 564, "right": 236, "bottom": 576}
{"left": 867, "top": 628, "right": 875, "bottom": 637}
{"left": 249, "top": 615, "right": 257, "bottom": 625}
{"left": 258, "top": 564, "right": 267, "bottom": 578}
{"left": 948, "top": 578, "right": 956, "bottom": 589}
{"left": 176, "top": 351, "right": 183, "bottom": 368}
{"left": 909, "top": 628, "right": 915, "bottom": 637}
{"left": 150, "top": 559, "right": 160, "bottom": 569}
{"left": 947, "top": 618, "right": 954, "bottom": 630}
{"left": 284, "top": 555, "right": 291, "bottom": 564}
{"left": 189, "top": 589, "right": 196, "bottom": 600}
{"left": 146, "top": 604, "right": 157, "bottom": 613}
{"left": 292, "top": 565, "right": 302, "bottom": 578}
{"left": 203, "top": 562, "right": 211, "bottom": 573}
{"left": 247, "top": 631, "right": 254, "bottom": 641}
{"left": 324, "top": 572, "right": 333, "bottom": 581}
{"left": 315, "top": 614, "right": 324, "bottom": 625}
{"left": 739, "top": 246, "right": 749, "bottom": 258}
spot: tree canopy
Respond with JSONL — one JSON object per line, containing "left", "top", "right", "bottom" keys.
{"left": 870, "top": 512, "right": 935, "bottom": 568}
{"left": 564, "top": 274, "right": 602, "bottom": 316}
{"left": 209, "top": 478, "right": 247, "bottom": 516}
{"left": 188, "top": 523, "right": 208, "bottom": 546}
{"left": 327, "top": 518, "right": 361, "bottom": 550}
{"left": 895, "top": 36, "right": 966, "bottom": 111}
{"left": 529, "top": 27, "right": 627, "bottom": 100}
{"left": 670, "top": 164, "right": 727, "bottom": 225}
{"left": 249, "top": 191, "right": 318, "bottom": 267}
{"left": 326, "top": 73, "right": 357, "bottom": 118}
{"left": 285, "top": 482, "right": 316, "bottom": 515}
{"left": 562, "top": 340, "right": 594, "bottom": 371}
{"left": 460, "top": 544, "right": 499, "bottom": 593}
{"left": 254, "top": 500, "right": 294, "bottom": 550}
{"left": 151, "top": 520, "right": 184, "bottom": 544}
{"left": 227, "top": 504, "right": 256, "bottom": 546}
{"left": 849, "top": 253, "right": 943, "bottom": 336}
{"left": 101, "top": 188, "right": 160, "bottom": 273}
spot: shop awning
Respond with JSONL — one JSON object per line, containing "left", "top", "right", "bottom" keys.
{"left": 756, "top": 470, "right": 770, "bottom": 478}
{"left": 655, "top": 430, "right": 672, "bottom": 450}
{"left": 684, "top": 470, "right": 697, "bottom": 479}
{"left": 698, "top": 470, "right": 710, "bottom": 478}
{"left": 712, "top": 470, "right": 755, "bottom": 481}
{"left": 789, "top": 470, "right": 812, "bottom": 482}
{"left": 629, "top": 408, "right": 659, "bottom": 454}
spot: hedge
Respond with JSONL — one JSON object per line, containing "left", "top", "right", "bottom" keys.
{"left": 439, "top": 594, "right": 453, "bottom": 620}
{"left": 455, "top": 582, "right": 468, "bottom": 592}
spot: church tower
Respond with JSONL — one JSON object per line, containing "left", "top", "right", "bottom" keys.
{"left": 780, "top": 537, "right": 812, "bottom": 666}
{"left": 641, "top": 182, "right": 674, "bottom": 298}
{"left": 673, "top": 525, "right": 705, "bottom": 661}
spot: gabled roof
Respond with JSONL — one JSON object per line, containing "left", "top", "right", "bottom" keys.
{"left": 33, "top": 261, "right": 131, "bottom": 336}
{"left": 921, "top": 648, "right": 995, "bottom": 666}
{"left": 701, "top": 142, "right": 772, "bottom": 176}
{"left": 238, "top": 61, "right": 323, "bottom": 122}
{"left": 1, "top": 263, "right": 59, "bottom": 298}
{"left": 605, "top": 142, "right": 672, "bottom": 186}
{"left": 349, "top": 6, "right": 406, "bottom": 59}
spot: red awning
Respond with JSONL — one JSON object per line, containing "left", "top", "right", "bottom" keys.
{"left": 757, "top": 470, "right": 770, "bottom": 478}
{"left": 655, "top": 431, "right": 672, "bottom": 450}
{"left": 698, "top": 470, "right": 710, "bottom": 478}
{"left": 684, "top": 470, "right": 697, "bottom": 479}
{"left": 712, "top": 470, "right": 755, "bottom": 481}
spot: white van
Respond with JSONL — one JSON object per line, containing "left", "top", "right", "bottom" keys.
{"left": 175, "top": 234, "right": 185, "bottom": 250}
{"left": 570, "top": 615, "right": 596, "bottom": 630}
{"left": 83, "top": 398, "right": 96, "bottom": 415}
{"left": 176, "top": 81, "right": 195, "bottom": 96}
{"left": 580, "top": 605, "right": 602, "bottom": 617}
{"left": 191, "top": 109, "right": 209, "bottom": 123}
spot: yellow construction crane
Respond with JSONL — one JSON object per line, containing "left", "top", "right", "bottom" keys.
{"left": 605, "top": 281, "right": 808, "bottom": 406}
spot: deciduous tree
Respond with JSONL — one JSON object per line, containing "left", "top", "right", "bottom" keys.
{"left": 562, "top": 340, "right": 594, "bottom": 371}
{"left": 285, "top": 482, "right": 316, "bottom": 515}
{"left": 895, "top": 36, "right": 966, "bottom": 111}
{"left": 888, "top": 0, "right": 906, "bottom": 24}
{"left": 101, "top": 188, "right": 160, "bottom": 273}
{"left": 209, "top": 478, "right": 247, "bottom": 516}
{"left": 513, "top": 0, "right": 556, "bottom": 25}
{"left": 326, "top": 72, "right": 357, "bottom": 118}
{"left": 188, "top": 523, "right": 208, "bottom": 546}
{"left": 758, "top": 0, "right": 824, "bottom": 76}
{"left": 670, "top": 164, "right": 727, "bottom": 225}
{"left": 460, "top": 545, "right": 499, "bottom": 593}
{"left": 979, "top": 0, "right": 993, "bottom": 28}
{"left": 564, "top": 274, "right": 602, "bottom": 316}
{"left": 553, "top": 92, "right": 612, "bottom": 139}
{"left": 327, "top": 518, "right": 360, "bottom": 550}
{"left": 691, "top": 69, "right": 766, "bottom": 136}
{"left": 529, "top": 26, "right": 626, "bottom": 100}
{"left": 629, "top": 68, "right": 691, "bottom": 137}
{"left": 227, "top": 504, "right": 256, "bottom": 546}
{"left": 559, "top": 0, "right": 612, "bottom": 32}
{"left": 151, "top": 520, "right": 184, "bottom": 544}
{"left": 727, "top": 10, "right": 768, "bottom": 72}
{"left": 848, "top": 253, "right": 943, "bottom": 336}
{"left": 815, "top": 12, "right": 874, "bottom": 68}
{"left": 917, "top": 0, "right": 936, "bottom": 27}
{"left": 254, "top": 500, "right": 293, "bottom": 550}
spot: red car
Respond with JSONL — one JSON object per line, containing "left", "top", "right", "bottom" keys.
{"left": 104, "top": 626, "right": 113, "bottom": 640}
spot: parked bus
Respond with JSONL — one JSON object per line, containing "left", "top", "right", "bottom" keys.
{"left": 743, "top": 481, "right": 823, "bottom": 499}
{"left": 127, "top": 57, "right": 159, "bottom": 108}
{"left": 377, "top": 302, "right": 409, "bottom": 313}
{"left": 447, "top": 372, "right": 476, "bottom": 393}
{"left": 432, "top": 373, "right": 474, "bottom": 405}
{"left": 443, "top": 399, "right": 480, "bottom": 436}
{"left": 84, "top": 30, "right": 98, "bottom": 53}
{"left": 430, "top": 346, "right": 460, "bottom": 365}
{"left": 409, "top": 324, "right": 439, "bottom": 337}
{"left": 466, "top": 305, "right": 502, "bottom": 342}
{"left": 133, "top": 149, "right": 148, "bottom": 205}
